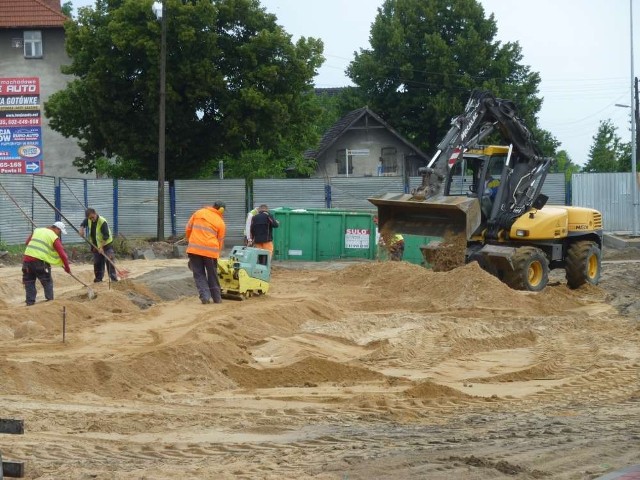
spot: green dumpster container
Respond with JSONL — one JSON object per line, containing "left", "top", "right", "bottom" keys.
{"left": 272, "top": 208, "right": 377, "bottom": 261}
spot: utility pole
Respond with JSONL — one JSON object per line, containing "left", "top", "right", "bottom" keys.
{"left": 154, "top": 0, "right": 167, "bottom": 241}
{"left": 631, "top": 0, "right": 638, "bottom": 236}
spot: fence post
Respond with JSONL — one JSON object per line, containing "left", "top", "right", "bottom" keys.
{"left": 169, "top": 180, "right": 176, "bottom": 237}
{"left": 324, "top": 183, "right": 331, "bottom": 208}
{"left": 113, "top": 178, "right": 119, "bottom": 236}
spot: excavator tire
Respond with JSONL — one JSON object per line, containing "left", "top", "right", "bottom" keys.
{"left": 565, "top": 241, "right": 601, "bottom": 289}
{"left": 504, "top": 246, "right": 549, "bottom": 292}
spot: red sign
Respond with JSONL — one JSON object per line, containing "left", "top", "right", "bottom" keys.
{"left": 0, "top": 78, "right": 40, "bottom": 95}
{"left": 0, "top": 159, "right": 43, "bottom": 174}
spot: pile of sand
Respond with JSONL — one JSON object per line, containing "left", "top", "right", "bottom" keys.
{"left": 330, "top": 261, "right": 598, "bottom": 315}
{"left": 0, "top": 258, "right": 616, "bottom": 403}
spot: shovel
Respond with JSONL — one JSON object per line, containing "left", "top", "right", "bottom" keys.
{"left": 68, "top": 272, "right": 97, "bottom": 300}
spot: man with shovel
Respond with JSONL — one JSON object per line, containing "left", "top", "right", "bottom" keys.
{"left": 22, "top": 221, "right": 72, "bottom": 306}
{"left": 79, "top": 208, "right": 118, "bottom": 283}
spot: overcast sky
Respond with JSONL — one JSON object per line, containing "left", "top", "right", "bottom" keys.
{"left": 71, "top": 0, "right": 637, "bottom": 166}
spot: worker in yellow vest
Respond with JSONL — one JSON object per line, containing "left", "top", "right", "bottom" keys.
{"left": 79, "top": 208, "right": 118, "bottom": 283}
{"left": 388, "top": 233, "right": 405, "bottom": 261}
{"left": 22, "top": 221, "right": 72, "bottom": 306}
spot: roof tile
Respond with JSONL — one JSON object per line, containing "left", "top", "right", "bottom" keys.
{"left": 0, "top": 0, "right": 67, "bottom": 28}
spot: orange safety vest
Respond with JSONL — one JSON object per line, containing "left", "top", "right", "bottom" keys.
{"left": 185, "top": 207, "right": 226, "bottom": 259}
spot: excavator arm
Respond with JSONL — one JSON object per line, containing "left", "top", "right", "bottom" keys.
{"left": 415, "top": 89, "right": 545, "bottom": 201}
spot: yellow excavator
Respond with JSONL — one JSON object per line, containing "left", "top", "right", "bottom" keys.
{"left": 369, "top": 90, "right": 603, "bottom": 291}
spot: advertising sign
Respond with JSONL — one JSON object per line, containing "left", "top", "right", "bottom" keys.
{"left": 0, "top": 77, "right": 43, "bottom": 173}
{"left": 345, "top": 228, "right": 370, "bottom": 249}
{"left": 0, "top": 160, "right": 42, "bottom": 174}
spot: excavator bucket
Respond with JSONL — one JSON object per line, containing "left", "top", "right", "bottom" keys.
{"left": 368, "top": 192, "right": 482, "bottom": 240}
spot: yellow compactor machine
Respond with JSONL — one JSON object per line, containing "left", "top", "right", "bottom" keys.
{"left": 217, "top": 246, "right": 271, "bottom": 300}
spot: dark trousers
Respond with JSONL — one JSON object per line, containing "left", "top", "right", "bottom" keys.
{"left": 390, "top": 244, "right": 405, "bottom": 261}
{"left": 188, "top": 253, "right": 222, "bottom": 303}
{"left": 93, "top": 244, "right": 117, "bottom": 281}
{"left": 22, "top": 259, "right": 53, "bottom": 305}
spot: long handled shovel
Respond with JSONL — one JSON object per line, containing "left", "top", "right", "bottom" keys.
{"left": 32, "top": 186, "right": 130, "bottom": 279}
{"left": 0, "top": 182, "right": 96, "bottom": 300}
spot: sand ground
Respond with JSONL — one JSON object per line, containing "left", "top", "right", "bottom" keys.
{"left": 0, "top": 248, "right": 639, "bottom": 479}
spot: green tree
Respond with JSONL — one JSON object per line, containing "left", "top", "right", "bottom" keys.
{"left": 583, "top": 120, "right": 626, "bottom": 172}
{"left": 551, "top": 149, "right": 581, "bottom": 181}
{"left": 61, "top": 1, "right": 73, "bottom": 17}
{"left": 346, "top": 0, "right": 554, "bottom": 156}
{"left": 618, "top": 142, "right": 632, "bottom": 172}
{"left": 45, "top": 0, "right": 324, "bottom": 179}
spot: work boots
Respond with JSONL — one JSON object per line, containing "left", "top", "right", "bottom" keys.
{"left": 211, "top": 287, "right": 222, "bottom": 304}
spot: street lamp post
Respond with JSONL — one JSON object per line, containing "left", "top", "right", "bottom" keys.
{"left": 152, "top": 0, "right": 166, "bottom": 241}
{"left": 629, "top": 0, "right": 638, "bottom": 236}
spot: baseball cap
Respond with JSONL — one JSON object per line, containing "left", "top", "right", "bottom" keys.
{"left": 53, "top": 221, "right": 68, "bottom": 235}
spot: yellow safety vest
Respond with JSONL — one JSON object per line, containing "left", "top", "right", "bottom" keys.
{"left": 392, "top": 234, "right": 404, "bottom": 244}
{"left": 86, "top": 215, "right": 114, "bottom": 248}
{"left": 24, "top": 227, "right": 63, "bottom": 266}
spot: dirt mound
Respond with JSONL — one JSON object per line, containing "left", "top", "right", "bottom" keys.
{"left": 226, "top": 357, "right": 386, "bottom": 389}
{"left": 330, "top": 261, "right": 595, "bottom": 315}
{"left": 405, "top": 380, "right": 474, "bottom": 399}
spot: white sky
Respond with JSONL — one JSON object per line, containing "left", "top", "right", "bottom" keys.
{"left": 71, "top": 0, "right": 637, "bottom": 166}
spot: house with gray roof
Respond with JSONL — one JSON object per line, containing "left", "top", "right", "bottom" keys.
{"left": 305, "top": 106, "right": 429, "bottom": 179}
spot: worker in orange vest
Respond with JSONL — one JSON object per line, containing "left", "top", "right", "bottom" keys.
{"left": 185, "top": 201, "right": 226, "bottom": 304}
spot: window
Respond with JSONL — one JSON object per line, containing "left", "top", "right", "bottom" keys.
{"left": 335, "top": 149, "right": 354, "bottom": 175}
{"left": 24, "top": 31, "right": 42, "bottom": 58}
{"left": 379, "top": 147, "right": 397, "bottom": 174}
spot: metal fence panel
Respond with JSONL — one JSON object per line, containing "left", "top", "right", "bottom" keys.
{"left": 1, "top": 174, "right": 36, "bottom": 245}
{"left": 32, "top": 176, "right": 57, "bottom": 228}
{"left": 253, "top": 178, "right": 327, "bottom": 210}
{"left": 118, "top": 180, "right": 171, "bottom": 238}
{"left": 330, "top": 177, "right": 405, "bottom": 210}
{"left": 0, "top": 174, "right": 55, "bottom": 245}
{"left": 58, "top": 178, "right": 91, "bottom": 243}
{"left": 174, "top": 179, "right": 246, "bottom": 243}
{"left": 573, "top": 172, "right": 636, "bottom": 232}
{"left": 541, "top": 173, "right": 566, "bottom": 205}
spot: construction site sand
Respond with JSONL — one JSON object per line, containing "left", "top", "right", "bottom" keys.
{"left": 0, "top": 255, "right": 639, "bottom": 479}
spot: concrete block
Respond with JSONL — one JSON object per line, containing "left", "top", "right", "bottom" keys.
{"left": 133, "top": 248, "right": 156, "bottom": 260}
{"left": 603, "top": 233, "right": 640, "bottom": 250}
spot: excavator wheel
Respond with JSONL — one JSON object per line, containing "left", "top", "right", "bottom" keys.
{"left": 565, "top": 241, "right": 601, "bottom": 289}
{"left": 504, "top": 246, "right": 549, "bottom": 292}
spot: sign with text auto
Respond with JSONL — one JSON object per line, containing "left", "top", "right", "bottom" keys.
{"left": 0, "top": 77, "right": 43, "bottom": 174}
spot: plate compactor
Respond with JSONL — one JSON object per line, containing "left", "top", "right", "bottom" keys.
{"left": 217, "top": 246, "right": 272, "bottom": 300}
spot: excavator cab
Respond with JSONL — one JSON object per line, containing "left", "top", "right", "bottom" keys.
{"left": 369, "top": 145, "right": 510, "bottom": 240}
